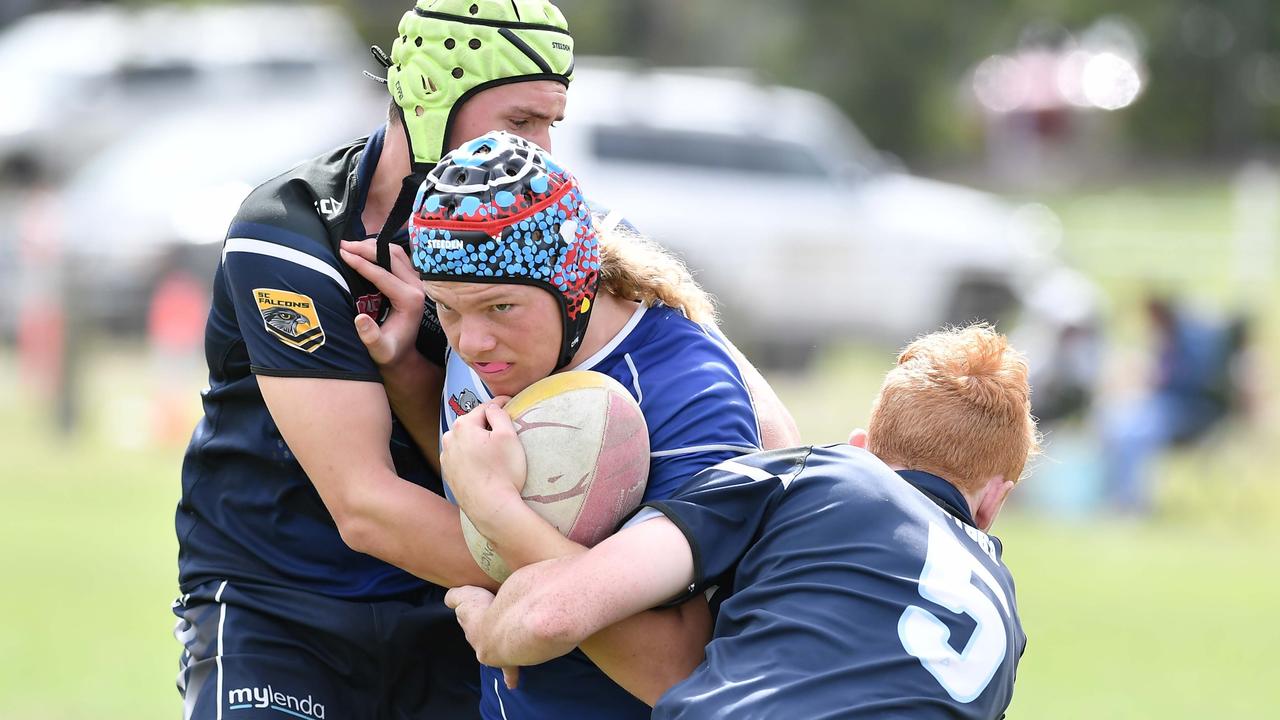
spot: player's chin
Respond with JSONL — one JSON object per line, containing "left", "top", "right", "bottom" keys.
{"left": 485, "top": 373, "right": 530, "bottom": 400}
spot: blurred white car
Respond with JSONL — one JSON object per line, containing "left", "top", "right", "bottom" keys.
{"left": 0, "top": 3, "right": 366, "bottom": 183}
{"left": 551, "top": 60, "right": 1067, "bottom": 363}
{"left": 15, "top": 5, "right": 386, "bottom": 334}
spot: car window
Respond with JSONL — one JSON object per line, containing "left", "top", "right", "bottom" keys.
{"left": 591, "top": 126, "right": 833, "bottom": 178}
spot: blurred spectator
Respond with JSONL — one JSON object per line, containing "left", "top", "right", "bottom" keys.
{"left": 146, "top": 248, "right": 208, "bottom": 444}
{"left": 1102, "top": 296, "right": 1252, "bottom": 514}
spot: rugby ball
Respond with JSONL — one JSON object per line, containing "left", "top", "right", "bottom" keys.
{"left": 461, "top": 370, "right": 650, "bottom": 582}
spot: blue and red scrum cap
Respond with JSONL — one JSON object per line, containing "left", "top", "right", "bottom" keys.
{"left": 409, "top": 131, "right": 601, "bottom": 369}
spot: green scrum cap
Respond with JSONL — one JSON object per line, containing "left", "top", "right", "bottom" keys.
{"left": 384, "top": 0, "right": 574, "bottom": 169}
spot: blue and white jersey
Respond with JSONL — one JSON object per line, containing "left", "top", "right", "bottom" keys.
{"left": 441, "top": 301, "right": 763, "bottom": 720}
{"left": 645, "top": 444, "right": 1026, "bottom": 720}
{"left": 177, "top": 126, "right": 445, "bottom": 600}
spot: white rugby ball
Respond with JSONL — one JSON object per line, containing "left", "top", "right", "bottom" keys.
{"left": 461, "top": 370, "right": 650, "bottom": 582}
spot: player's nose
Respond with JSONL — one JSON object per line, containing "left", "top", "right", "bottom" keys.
{"left": 455, "top": 316, "right": 497, "bottom": 356}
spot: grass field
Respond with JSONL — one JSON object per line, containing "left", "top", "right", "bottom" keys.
{"left": 3, "top": 173, "right": 1280, "bottom": 717}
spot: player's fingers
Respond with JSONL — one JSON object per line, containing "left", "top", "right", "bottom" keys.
{"left": 353, "top": 311, "right": 381, "bottom": 351}
{"left": 485, "top": 403, "right": 516, "bottom": 437}
{"left": 490, "top": 396, "right": 512, "bottom": 408}
{"left": 340, "top": 246, "right": 423, "bottom": 309}
{"left": 339, "top": 246, "right": 395, "bottom": 288}
{"left": 503, "top": 666, "right": 520, "bottom": 690}
{"left": 444, "top": 585, "right": 482, "bottom": 609}
{"left": 339, "top": 238, "right": 377, "bottom": 260}
{"left": 387, "top": 243, "right": 421, "bottom": 285}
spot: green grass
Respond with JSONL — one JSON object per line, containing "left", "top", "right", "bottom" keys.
{"left": 4, "top": 175, "right": 1280, "bottom": 717}
{"left": 0, "top": 359, "right": 180, "bottom": 719}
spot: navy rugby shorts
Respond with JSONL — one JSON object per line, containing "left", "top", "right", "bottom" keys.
{"left": 173, "top": 579, "right": 480, "bottom": 719}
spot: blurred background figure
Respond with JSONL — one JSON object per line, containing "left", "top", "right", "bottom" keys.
{"left": 1101, "top": 295, "right": 1254, "bottom": 514}
{"left": 144, "top": 247, "right": 208, "bottom": 445}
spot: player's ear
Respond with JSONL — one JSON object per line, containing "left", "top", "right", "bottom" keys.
{"left": 974, "top": 475, "right": 1015, "bottom": 532}
{"left": 847, "top": 428, "right": 869, "bottom": 449}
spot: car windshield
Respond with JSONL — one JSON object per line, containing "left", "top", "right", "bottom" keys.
{"left": 591, "top": 126, "right": 835, "bottom": 178}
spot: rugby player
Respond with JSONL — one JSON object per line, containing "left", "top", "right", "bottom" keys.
{"left": 342, "top": 130, "right": 772, "bottom": 717}
{"left": 446, "top": 325, "right": 1038, "bottom": 719}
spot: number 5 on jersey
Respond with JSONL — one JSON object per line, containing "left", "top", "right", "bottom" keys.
{"left": 898, "top": 522, "right": 1013, "bottom": 703}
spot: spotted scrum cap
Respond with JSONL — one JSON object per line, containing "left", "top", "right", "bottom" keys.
{"left": 409, "top": 131, "right": 600, "bottom": 369}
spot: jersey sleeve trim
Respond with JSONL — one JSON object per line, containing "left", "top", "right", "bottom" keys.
{"left": 650, "top": 444, "right": 760, "bottom": 458}
{"left": 637, "top": 500, "right": 705, "bottom": 606}
{"left": 250, "top": 365, "right": 383, "bottom": 383}
{"left": 223, "top": 238, "right": 351, "bottom": 295}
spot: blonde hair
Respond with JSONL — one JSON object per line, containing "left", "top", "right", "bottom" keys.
{"left": 867, "top": 324, "right": 1040, "bottom": 491}
{"left": 597, "top": 225, "right": 716, "bottom": 324}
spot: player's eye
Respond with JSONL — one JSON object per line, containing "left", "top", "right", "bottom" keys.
{"left": 490, "top": 303, "right": 514, "bottom": 313}
{"left": 509, "top": 118, "right": 529, "bottom": 130}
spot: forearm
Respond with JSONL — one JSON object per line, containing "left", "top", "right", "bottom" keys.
{"left": 466, "top": 518, "right": 701, "bottom": 700}
{"left": 580, "top": 597, "right": 710, "bottom": 706}
{"left": 339, "top": 470, "right": 497, "bottom": 590}
{"left": 464, "top": 490, "right": 585, "bottom": 570}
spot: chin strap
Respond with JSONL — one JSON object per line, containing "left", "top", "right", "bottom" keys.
{"left": 375, "top": 171, "right": 429, "bottom": 272}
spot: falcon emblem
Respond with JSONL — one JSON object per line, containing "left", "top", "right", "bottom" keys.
{"left": 254, "top": 288, "right": 325, "bottom": 352}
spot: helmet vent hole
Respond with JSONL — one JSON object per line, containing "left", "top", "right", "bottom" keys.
{"left": 505, "top": 167, "right": 518, "bottom": 176}
{"left": 470, "top": 4, "right": 479, "bottom": 15}
{"left": 469, "top": 39, "right": 481, "bottom": 50}
{"left": 420, "top": 76, "right": 438, "bottom": 94}
{"left": 531, "top": 229, "right": 544, "bottom": 242}
{"left": 452, "top": 67, "right": 464, "bottom": 79}
{"left": 415, "top": 106, "right": 425, "bottom": 117}
{"left": 444, "top": 38, "right": 456, "bottom": 50}
{"left": 414, "top": 36, "right": 423, "bottom": 47}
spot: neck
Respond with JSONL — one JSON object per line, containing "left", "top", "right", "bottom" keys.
{"left": 363, "top": 124, "right": 412, "bottom": 236}
{"left": 886, "top": 462, "right": 982, "bottom": 521}
{"left": 565, "top": 292, "right": 640, "bottom": 368}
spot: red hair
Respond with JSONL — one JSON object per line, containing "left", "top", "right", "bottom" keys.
{"left": 867, "top": 325, "right": 1040, "bottom": 491}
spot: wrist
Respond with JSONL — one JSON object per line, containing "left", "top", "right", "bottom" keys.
{"left": 466, "top": 488, "right": 531, "bottom": 541}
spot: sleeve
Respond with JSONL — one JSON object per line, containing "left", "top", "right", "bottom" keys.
{"left": 222, "top": 220, "right": 381, "bottom": 382}
{"left": 638, "top": 336, "right": 763, "bottom": 502}
{"left": 644, "top": 459, "right": 788, "bottom": 593}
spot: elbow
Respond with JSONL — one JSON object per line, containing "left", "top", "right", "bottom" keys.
{"left": 525, "top": 600, "right": 582, "bottom": 650}
{"left": 333, "top": 509, "right": 381, "bottom": 556}
{"left": 328, "top": 485, "right": 387, "bottom": 557}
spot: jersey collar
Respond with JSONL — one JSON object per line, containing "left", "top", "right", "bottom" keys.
{"left": 896, "top": 469, "right": 976, "bottom": 528}
{"left": 348, "top": 124, "right": 392, "bottom": 241}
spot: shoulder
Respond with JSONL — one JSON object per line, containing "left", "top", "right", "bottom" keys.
{"left": 629, "top": 306, "right": 745, "bottom": 378}
{"left": 624, "top": 308, "right": 753, "bottom": 418}
{"left": 229, "top": 137, "right": 367, "bottom": 249}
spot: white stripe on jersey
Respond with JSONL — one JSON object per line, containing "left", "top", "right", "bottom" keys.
{"left": 623, "top": 353, "right": 643, "bottom": 403}
{"left": 213, "top": 580, "right": 229, "bottom": 720}
{"left": 568, "top": 303, "right": 647, "bottom": 371}
{"left": 651, "top": 444, "right": 759, "bottom": 459}
{"left": 222, "top": 238, "right": 351, "bottom": 294}
{"left": 709, "top": 459, "right": 778, "bottom": 484}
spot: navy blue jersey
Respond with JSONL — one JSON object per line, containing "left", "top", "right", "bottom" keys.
{"left": 441, "top": 302, "right": 763, "bottom": 719}
{"left": 646, "top": 445, "right": 1025, "bottom": 720}
{"left": 177, "top": 126, "right": 445, "bottom": 600}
